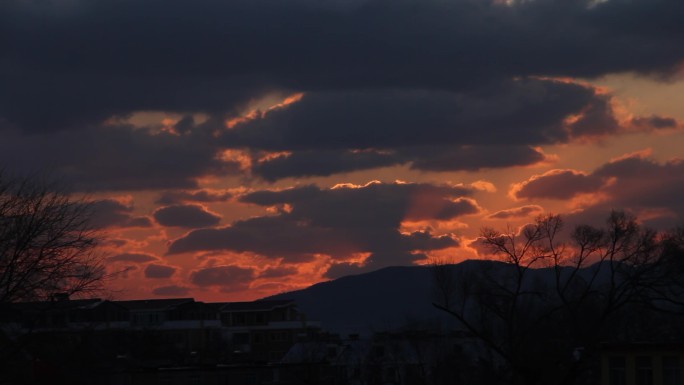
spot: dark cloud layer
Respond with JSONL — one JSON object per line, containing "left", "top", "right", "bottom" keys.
{"left": 153, "top": 204, "right": 222, "bottom": 228}
{"left": 0, "top": 122, "right": 240, "bottom": 191}
{"left": 631, "top": 115, "right": 679, "bottom": 130}
{"left": 227, "top": 81, "right": 619, "bottom": 151}
{"left": 156, "top": 189, "right": 233, "bottom": 205}
{"left": 0, "top": 77, "right": 628, "bottom": 186}
{"left": 488, "top": 205, "right": 544, "bottom": 220}
{"left": 593, "top": 156, "right": 684, "bottom": 215}
{"left": 512, "top": 169, "right": 604, "bottom": 200}
{"left": 144, "top": 264, "right": 177, "bottom": 279}
{"left": 88, "top": 199, "right": 153, "bottom": 228}
{"left": 169, "top": 182, "right": 476, "bottom": 273}
{"left": 252, "top": 149, "right": 401, "bottom": 181}
{"left": 252, "top": 145, "right": 550, "bottom": 181}
{"left": 2, "top": 0, "right": 683, "bottom": 132}
{"left": 107, "top": 253, "right": 158, "bottom": 264}
{"left": 1, "top": 0, "right": 682, "bottom": 188}
{"left": 512, "top": 154, "right": 684, "bottom": 227}
{"left": 231, "top": 80, "right": 623, "bottom": 179}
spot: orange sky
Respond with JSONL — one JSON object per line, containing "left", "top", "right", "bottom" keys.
{"left": 2, "top": 0, "right": 683, "bottom": 302}
{"left": 93, "top": 74, "right": 684, "bottom": 302}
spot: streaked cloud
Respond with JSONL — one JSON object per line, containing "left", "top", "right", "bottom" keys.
{"left": 153, "top": 204, "right": 222, "bottom": 228}
{"left": 107, "top": 252, "right": 158, "bottom": 264}
{"left": 511, "top": 169, "right": 604, "bottom": 200}
{"left": 155, "top": 189, "right": 234, "bottom": 205}
{"left": 144, "top": 264, "right": 177, "bottom": 279}
{"left": 190, "top": 266, "right": 255, "bottom": 290}
{"left": 488, "top": 205, "right": 544, "bottom": 219}
{"left": 169, "top": 181, "right": 477, "bottom": 274}
{"left": 88, "top": 199, "right": 153, "bottom": 229}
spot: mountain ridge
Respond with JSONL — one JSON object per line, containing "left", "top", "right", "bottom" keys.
{"left": 262, "top": 258, "right": 622, "bottom": 335}
{"left": 264, "top": 264, "right": 455, "bottom": 335}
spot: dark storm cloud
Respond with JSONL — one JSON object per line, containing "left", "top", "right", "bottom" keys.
{"left": 252, "top": 150, "right": 402, "bottom": 181}
{"left": 168, "top": 215, "right": 365, "bottom": 258}
{"left": 190, "top": 266, "right": 255, "bottom": 289}
{"left": 631, "top": 115, "right": 680, "bottom": 130}
{"left": 107, "top": 253, "right": 158, "bottom": 264}
{"left": 240, "top": 182, "right": 476, "bottom": 225}
{"left": 2, "top": 0, "right": 682, "bottom": 187}
{"left": 88, "top": 199, "right": 153, "bottom": 228}
{"left": 512, "top": 169, "right": 604, "bottom": 200}
{"left": 405, "top": 145, "right": 548, "bottom": 172}
{"left": 229, "top": 79, "right": 626, "bottom": 180}
{"left": 152, "top": 285, "right": 191, "bottom": 296}
{"left": 153, "top": 204, "right": 222, "bottom": 228}
{"left": 226, "top": 81, "right": 619, "bottom": 151}
{"left": 144, "top": 264, "right": 177, "bottom": 279}
{"left": 252, "top": 145, "right": 549, "bottom": 180}
{"left": 593, "top": 155, "right": 684, "bottom": 214}
{"left": 0, "top": 121, "right": 241, "bottom": 191}
{"left": 168, "top": 182, "right": 472, "bottom": 272}
{"left": 155, "top": 189, "right": 233, "bottom": 205}
{"left": 511, "top": 154, "right": 684, "bottom": 228}
{"left": 2, "top": 0, "right": 683, "bottom": 133}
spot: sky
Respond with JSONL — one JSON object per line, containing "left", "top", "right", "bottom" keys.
{"left": 2, "top": 0, "right": 684, "bottom": 301}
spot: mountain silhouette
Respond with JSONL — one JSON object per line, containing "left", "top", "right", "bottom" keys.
{"left": 265, "top": 264, "right": 460, "bottom": 335}
{"left": 264, "top": 258, "right": 629, "bottom": 336}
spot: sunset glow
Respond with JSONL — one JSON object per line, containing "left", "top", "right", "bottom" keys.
{"left": 2, "top": 0, "right": 683, "bottom": 302}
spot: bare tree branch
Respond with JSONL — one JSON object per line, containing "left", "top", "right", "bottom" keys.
{"left": 0, "top": 172, "right": 107, "bottom": 303}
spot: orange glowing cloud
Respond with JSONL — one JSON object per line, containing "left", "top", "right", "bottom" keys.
{"left": 470, "top": 180, "right": 497, "bottom": 193}
{"left": 487, "top": 205, "right": 544, "bottom": 220}
{"left": 256, "top": 151, "right": 293, "bottom": 163}
{"left": 509, "top": 169, "right": 604, "bottom": 201}
{"left": 217, "top": 149, "right": 252, "bottom": 171}
{"left": 609, "top": 148, "right": 652, "bottom": 163}
{"left": 225, "top": 92, "right": 304, "bottom": 129}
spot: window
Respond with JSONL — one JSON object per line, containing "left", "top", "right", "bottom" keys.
{"left": 245, "top": 373, "right": 258, "bottom": 385}
{"left": 635, "top": 356, "right": 653, "bottom": 385}
{"left": 609, "top": 356, "right": 626, "bottom": 385}
{"left": 663, "top": 356, "right": 681, "bottom": 385}
{"left": 234, "top": 314, "right": 245, "bottom": 325}
{"left": 269, "top": 331, "right": 289, "bottom": 342}
{"left": 188, "top": 373, "right": 201, "bottom": 385}
{"left": 221, "top": 313, "right": 230, "bottom": 325}
{"left": 385, "top": 367, "right": 398, "bottom": 382}
{"left": 269, "top": 350, "right": 285, "bottom": 362}
{"left": 233, "top": 332, "right": 249, "bottom": 344}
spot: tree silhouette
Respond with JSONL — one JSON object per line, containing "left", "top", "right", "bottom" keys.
{"left": 433, "top": 211, "right": 684, "bottom": 385}
{"left": 0, "top": 172, "right": 105, "bottom": 303}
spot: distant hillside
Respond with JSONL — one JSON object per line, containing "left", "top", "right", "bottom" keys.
{"left": 266, "top": 264, "right": 459, "bottom": 336}
{"left": 264, "top": 259, "right": 620, "bottom": 336}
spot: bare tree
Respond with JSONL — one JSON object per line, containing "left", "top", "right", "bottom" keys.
{"left": 0, "top": 172, "right": 106, "bottom": 303}
{"left": 433, "top": 211, "right": 684, "bottom": 385}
